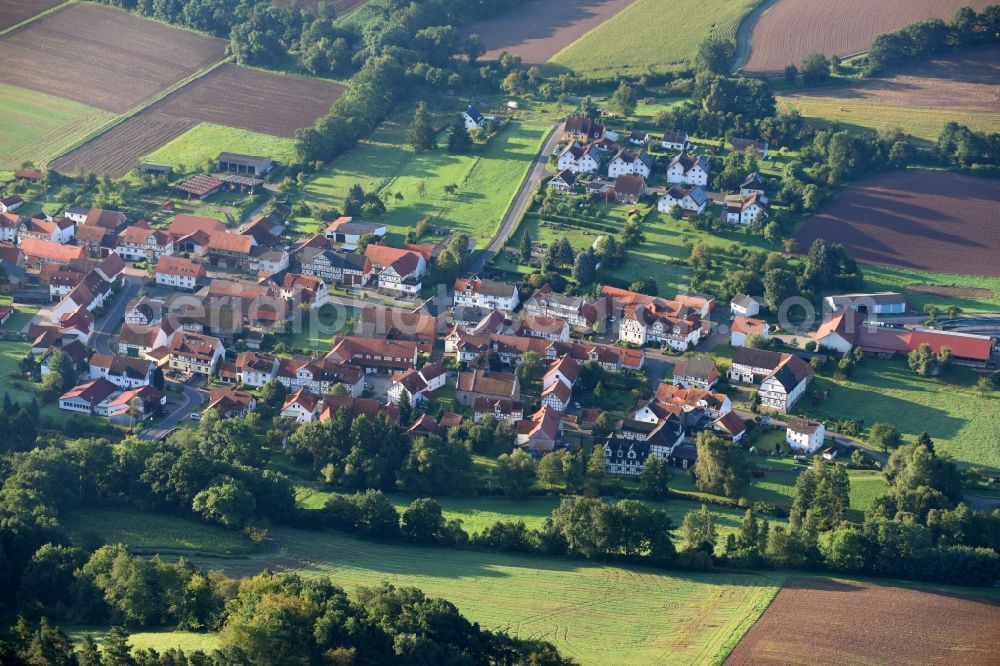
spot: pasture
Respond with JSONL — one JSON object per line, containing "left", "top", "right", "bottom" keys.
{"left": 468, "top": 0, "right": 635, "bottom": 65}
{"left": 801, "top": 358, "right": 1000, "bottom": 473}
{"left": 777, "top": 46, "right": 1000, "bottom": 142}
{"left": 64, "top": 628, "right": 221, "bottom": 655}
{"left": 744, "top": 0, "right": 995, "bottom": 72}
{"left": 0, "top": 3, "right": 226, "bottom": 112}
{"left": 142, "top": 123, "right": 298, "bottom": 174}
{"left": 0, "top": 83, "right": 114, "bottom": 170}
{"left": 549, "top": 0, "right": 760, "bottom": 78}
{"left": 793, "top": 171, "right": 1000, "bottom": 278}
{"left": 726, "top": 577, "right": 1000, "bottom": 665}
{"left": 296, "top": 120, "right": 549, "bottom": 242}
{"left": 53, "top": 64, "right": 341, "bottom": 177}
{"left": 188, "top": 526, "right": 782, "bottom": 665}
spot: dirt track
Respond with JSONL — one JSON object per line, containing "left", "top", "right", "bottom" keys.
{"left": 726, "top": 577, "right": 1000, "bottom": 666}
{"left": 794, "top": 171, "right": 1000, "bottom": 277}
{"left": 0, "top": 3, "right": 226, "bottom": 112}
{"left": 468, "top": 0, "right": 635, "bottom": 64}
{"left": 744, "top": 0, "right": 995, "bottom": 72}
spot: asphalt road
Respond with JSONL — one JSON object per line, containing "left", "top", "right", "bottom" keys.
{"left": 730, "top": 0, "right": 779, "bottom": 73}
{"left": 466, "top": 122, "right": 561, "bottom": 277}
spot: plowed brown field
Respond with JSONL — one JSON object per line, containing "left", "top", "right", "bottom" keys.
{"left": 794, "top": 171, "right": 1000, "bottom": 277}
{"left": 0, "top": 0, "right": 63, "bottom": 31}
{"left": 745, "top": 0, "right": 995, "bottom": 72}
{"left": 468, "top": 0, "right": 635, "bottom": 64}
{"left": 0, "top": 3, "right": 226, "bottom": 112}
{"left": 726, "top": 578, "right": 1000, "bottom": 666}
{"left": 52, "top": 64, "right": 343, "bottom": 177}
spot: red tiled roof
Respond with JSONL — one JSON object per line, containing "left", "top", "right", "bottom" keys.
{"left": 20, "top": 238, "right": 86, "bottom": 263}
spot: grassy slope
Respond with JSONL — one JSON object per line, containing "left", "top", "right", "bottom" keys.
{"left": 64, "top": 627, "right": 221, "bottom": 655}
{"left": 295, "top": 120, "right": 549, "bottom": 242}
{"left": 187, "top": 526, "right": 781, "bottom": 665}
{"left": 61, "top": 508, "right": 259, "bottom": 556}
{"left": 141, "top": 122, "right": 297, "bottom": 174}
{"left": 799, "top": 359, "right": 1000, "bottom": 472}
{"left": 548, "top": 0, "right": 760, "bottom": 78}
{"left": 0, "top": 82, "right": 115, "bottom": 169}
{"left": 778, "top": 94, "right": 1000, "bottom": 144}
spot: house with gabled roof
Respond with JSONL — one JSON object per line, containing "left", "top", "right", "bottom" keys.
{"left": 671, "top": 357, "right": 720, "bottom": 390}
{"left": 731, "top": 138, "right": 769, "bottom": 158}
{"left": 463, "top": 105, "right": 486, "bottom": 131}
{"left": 608, "top": 148, "right": 653, "bottom": 179}
{"left": 323, "top": 217, "right": 386, "bottom": 246}
{"left": 297, "top": 246, "right": 371, "bottom": 286}
{"left": 556, "top": 143, "right": 602, "bottom": 174}
{"left": 387, "top": 361, "right": 447, "bottom": 406}
{"left": 20, "top": 238, "right": 86, "bottom": 269}
{"left": 155, "top": 255, "right": 207, "bottom": 291}
{"left": 613, "top": 175, "right": 646, "bottom": 204}
{"left": 666, "top": 152, "right": 711, "bottom": 186}
{"left": 523, "top": 284, "right": 601, "bottom": 330}
{"left": 326, "top": 335, "right": 419, "bottom": 374}
{"left": 167, "top": 331, "right": 224, "bottom": 376}
{"left": 731, "top": 316, "right": 770, "bottom": 347}
{"left": 516, "top": 405, "right": 563, "bottom": 454}
{"left": 473, "top": 397, "right": 524, "bottom": 423}
{"left": 318, "top": 394, "right": 399, "bottom": 424}
{"left": 658, "top": 185, "right": 708, "bottom": 214}
{"left": 59, "top": 377, "right": 119, "bottom": 415}
{"left": 548, "top": 169, "right": 576, "bottom": 193}
{"left": 724, "top": 192, "right": 769, "bottom": 226}
{"left": 456, "top": 369, "right": 519, "bottom": 407}
{"left": 454, "top": 276, "right": 519, "bottom": 311}
{"left": 727, "top": 348, "right": 813, "bottom": 413}
{"left": 281, "top": 387, "right": 320, "bottom": 423}
{"left": 660, "top": 130, "right": 689, "bottom": 151}
{"left": 561, "top": 115, "right": 605, "bottom": 142}
{"left": 88, "top": 353, "right": 156, "bottom": 389}
{"left": 116, "top": 225, "right": 174, "bottom": 261}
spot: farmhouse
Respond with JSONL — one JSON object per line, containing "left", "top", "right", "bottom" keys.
{"left": 0, "top": 213, "right": 20, "bottom": 242}
{"left": 387, "top": 362, "right": 447, "bottom": 406}
{"left": 326, "top": 336, "right": 419, "bottom": 374}
{"left": 906, "top": 328, "right": 994, "bottom": 367}
{"left": 324, "top": 217, "right": 386, "bottom": 246}
{"left": 619, "top": 302, "right": 702, "bottom": 350}
{"left": 812, "top": 308, "right": 861, "bottom": 353}
{"left": 456, "top": 369, "right": 520, "bottom": 407}
{"left": 17, "top": 216, "right": 75, "bottom": 245}
{"left": 607, "top": 148, "right": 653, "bottom": 179}
{"left": 823, "top": 292, "right": 906, "bottom": 315}
{"left": 20, "top": 238, "right": 86, "bottom": 269}
{"left": 453, "top": 276, "right": 519, "bottom": 311}
{"left": 729, "top": 348, "right": 813, "bottom": 412}
{"left": 67, "top": 208, "right": 127, "bottom": 233}
{"left": 474, "top": 397, "right": 524, "bottom": 423}
{"left": 216, "top": 152, "right": 273, "bottom": 177}
{"left": 116, "top": 320, "right": 177, "bottom": 358}
{"left": 116, "top": 225, "right": 174, "bottom": 262}
{"left": 167, "top": 331, "right": 224, "bottom": 376}
{"left": 516, "top": 405, "right": 563, "bottom": 455}
{"left": 356, "top": 306, "right": 437, "bottom": 351}
{"left": 730, "top": 294, "right": 762, "bottom": 317}
{"left": 786, "top": 418, "right": 826, "bottom": 454}
{"left": 658, "top": 185, "right": 708, "bottom": 214}
{"left": 297, "top": 246, "right": 371, "bottom": 286}
{"left": 523, "top": 284, "right": 600, "bottom": 330}
{"left": 125, "top": 297, "right": 162, "bottom": 326}
{"left": 318, "top": 395, "right": 399, "bottom": 424}
{"left": 731, "top": 316, "right": 769, "bottom": 347}
{"left": 653, "top": 383, "right": 732, "bottom": 420}
{"left": 14, "top": 169, "right": 43, "bottom": 183}
{"left": 548, "top": 169, "right": 576, "bottom": 192}
{"left": 666, "top": 153, "right": 711, "bottom": 186}
{"left": 206, "top": 232, "right": 254, "bottom": 271}
{"left": 155, "top": 255, "right": 206, "bottom": 291}
{"left": 671, "top": 357, "right": 719, "bottom": 390}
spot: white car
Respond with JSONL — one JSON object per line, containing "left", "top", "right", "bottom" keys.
{"left": 189, "top": 412, "right": 202, "bottom": 421}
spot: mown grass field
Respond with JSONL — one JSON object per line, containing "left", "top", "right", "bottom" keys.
{"left": 186, "top": 525, "right": 781, "bottom": 665}
{"left": 64, "top": 627, "right": 221, "bottom": 655}
{"left": 295, "top": 120, "right": 549, "bottom": 242}
{"left": 778, "top": 95, "right": 1000, "bottom": 144}
{"left": 62, "top": 508, "right": 259, "bottom": 556}
{"left": 141, "top": 122, "right": 298, "bottom": 175}
{"left": 799, "top": 359, "right": 1000, "bottom": 473}
{"left": 863, "top": 263, "right": 1000, "bottom": 312}
{"left": 548, "top": 0, "right": 760, "bottom": 78}
{"left": 0, "top": 82, "right": 115, "bottom": 169}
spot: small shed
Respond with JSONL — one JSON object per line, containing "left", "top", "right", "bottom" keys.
{"left": 139, "top": 163, "right": 173, "bottom": 176}
{"left": 216, "top": 152, "right": 273, "bottom": 177}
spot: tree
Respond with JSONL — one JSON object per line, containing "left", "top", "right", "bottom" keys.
{"left": 193, "top": 476, "right": 256, "bottom": 529}
{"left": 639, "top": 457, "right": 671, "bottom": 499}
{"left": 40, "top": 349, "right": 76, "bottom": 396}
{"left": 629, "top": 277, "right": 658, "bottom": 296}
{"left": 763, "top": 220, "right": 783, "bottom": 244}
{"left": 464, "top": 34, "right": 486, "bottom": 63}
{"left": 908, "top": 343, "right": 951, "bottom": 376}
{"left": 889, "top": 140, "right": 914, "bottom": 167}
{"left": 396, "top": 436, "right": 477, "bottom": 496}
{"left": 783, "top": 63, "right": 798, "bottom": 83}
{"left": 572, "top": 249, "right": 597, "bottom": 286}
{"left": 800, "top": 52, "right": 831, "bottom": 84}
{"left": 591, "top": 412, "right": 616, "bottom": 439}
{"left": 556, "top": 236, "right": 575, "bottom": 266}
{"left": 541, "top": 242, "right": 559, "bottom": 273}
{"left": 407, "top": 101, "right": 436, "bottom": 152}
{"left": 519, "top": 232, "right": 532, "bottom": 263}
{"left": 976, "top": 376, "right": 994, "bottom": 397}
{"left": 762, "top": 267, "right": 798, "bottom": 311}
{"left": 694, "top": 432, "right": 750, "bottom": 498}
{"left": 585, "top": 446, "right": 607, "bottom": 495}
{"left": 537, "top": 450, "right": 566, "bottom": 486}
{"left": 696, "top": 37, "right": 735, "bottom": 74}
{"left": 682, "top": 505, "right": 718, "bottom": 553}
{"left": 869, "top": 422, "right": 902, "bottom": 454}
{"left": 494, "top": 449, "right": 536, "bottom": 498}
{"left": 611, "top": 80, "right": 636, "bottom": 116}
{"left": 514, "top": 351, "right": 544, "bottom": 386}
{"left": 401, "top": 498, "right": 447, "bottom": 543}
{"left": 446, "top": 115, "right": 473, "bottom": 154}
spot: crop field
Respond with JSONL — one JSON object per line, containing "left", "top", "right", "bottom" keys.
{"left": 800, "top": 358, "right": 1000, "bottom": 473}
{"left": 549, "top": 0, "right": 760, "bottom": 78}
{"left": 52, "top": 64, "right": 341, "bottom": 177}
{"left": 62, "top": 508, "right": 259, "bottom": 556}
{"left": 794, "top": 171, "right": 1000, "bottom": 278}
{"left": 0, "top": 0, "right": 63, "bottom": 31}
{"left": 142, "top": 123, "right": 298, "bottom": 173}
{"left": 0, "top": 3, "right": 226, "bottom": 113}
{"left": 468, "top": 0, "right": 635, "bottom": 65}
{"left": 297, "top": 120, "right": 549, "bottom": 242}
{"left": 726, "top": 577, "right": 1000, "bottom": 665}
{"left": 777, "top": 46, "right": 1000, "bottom": 142}
{"left": 187, "top": 526, "right": 781, "bottom": 665}
{"left": 744, "top": 0, "right": 995, "bottom": 72}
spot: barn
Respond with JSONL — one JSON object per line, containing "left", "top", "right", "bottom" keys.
{"left": 216, "top": 152, "right": 273, "bottom": 177}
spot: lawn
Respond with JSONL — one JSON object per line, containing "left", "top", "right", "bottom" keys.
{"left": 0, "top": 82, "right": 115, "bottom": 169}
{"left": 295, "top": 120, "right": 549, "bottom": 243}
{"left": 62, "top": 507, "right": 260, "bottom": 556}
{"left": 0, "top": 315, "right": 38, "bottom": 404}
{"left": 141, "top": 122, "right": 298, "bottom": 175}
{"left": 799, "top": 358, "right": 1000, "bottom": 473}
{"left": 778, "top": 94, "right": 1000, "bottom": 144}
{"left": 548, "top": 0, "right": 761, "bottom": 78}
{"left": 188, "top": 525, "right": 781, "bottom": 665}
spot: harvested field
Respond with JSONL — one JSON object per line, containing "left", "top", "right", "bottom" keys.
{"left": 52, "top": 64, "right": 343, "bottom": 177}
{"left": 0, "top": 0, "right": 63, "bottom": 31}
{"left": 0, "top": 3, "right": 226, "bottom": 112}
{"left": 745, "top": 0, "right": 995, "bottom": 72}
{"left": 469, "top": 0, "right": 635, "bottom": 65}
{"left": 778, "top": 46, "right": 1000, "bottom": 141}
{"left": 726, "top": 577, "right": 1000, "bottom": 665}
{"left": 794, "top": 171, "right": 1000, "bottom": 277}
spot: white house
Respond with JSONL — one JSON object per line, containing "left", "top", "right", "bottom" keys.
{"left": 88, "top": 353, "right": 155, "bottom": 389}
{"left": 115, "top": 226, "right": 174, "bottom": 262}
{"left": 823, "top": 292, "right": 906, "bottom": 316}
{"left": 730, "top": 316, "right": 769, "bottom": 347}
{"left": 387, "top": 362, "right": 447, "bottom": 406}
{"left": 0, "top": 196, "right": 23, "bottom": 213}
{"left": 556, "top": 143, "right": 601, "bottom": 174}
{"left": 58, "top": 378, "right": 118, "bottom": 415}
{"left": 740, "top": 173, "right": 767, "bottom": 200}
{"left": 730, "top": 294, "right": 761, "bottom": 317}
{"left": 660, "top": 130, "right": 688, "bottom": 151}
{"left": 378, "top": 253, "right": 424, "bottom": 295}
{"left": 547, "top": 169, "right": 576, "bottom": 193}
{"left": 463, "top": 105, "right": 486, "bottom": 131}
{"left": 619, "top": 304, "right": 701, "bottom": 351}
{"left": 724, "top": 193, "right": 769, "bottom": 226}
{"left": 657, "top": 185, "right": 708, "bottom": 214}
{"left": 812, "top": 308, "right": 859, "bottom": 354}
{"left": 607, "top": 149, "right": 653, "bottom": 179}
{"left": 786, "top": 418, "right": 826, "bottom": 453}
{"left": 666, "top": 153, "right": 711, "bottom": 186}
{"left": 280, "top": 388, "right": 320, "bottom": 424}
{"left": 235, "top": 351, "right": 280, "bottom": 387}
{"left": 729, "top": 348, "right": 813, "bottom": 413}
{"left": 167, "top": 331, "right": 224, "bottom": 376}
{"left": 324, "top": 217, "right": 387, "bottom": 246}
{"left": 155, "top": 255, "right": 206, "bottom": 291}
{"left": 453, "top": 276, "right": 519, "bottom": 311}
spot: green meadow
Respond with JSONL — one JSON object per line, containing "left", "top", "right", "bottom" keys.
{"left": 141, "top": 122, "right": 297, "bottom": 174}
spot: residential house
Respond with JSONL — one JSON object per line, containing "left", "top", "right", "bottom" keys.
{"left": 619, "top": 301, "right": 701, "bottom": 350}
{"left": 523, "top": 284, "right": 600, "bottom": 330}
{"left": 540, "top": 355, "right": 578, "bottom": 412}
{"left": 19, "top": 238, "right": 86, "bottom": 269}
{"left": 463, "top": 105, "right": 486, "bottom": 131}
{"left": 155, "top": 255, "right": 206, "bottom": 291}
{"left": 18, "top": 216, "right": 75, "bottom": 244}
{"left": 731, "top": 316, "right": 769, "bottom": 347}
{"left": 812, "top": 308, "right": 861, "bottom": 353}
{"left": 731, "top": 138, "right": 769, "bottom": 158}
{"left": 88, "top": 353, "right": 156, "bottom": 389}
{"left": 456, "top": 369, "right": 520, "bottom": 407}
{"left": 657, "top": 185, "right": 708, "bottom": 214}
{"left": 387, "top": 362, "right": 447, "bottom": 406}
{"left": 167, "top": 331, "right": 224, "bottom": 376}
{"left": 666, "top": 153, "right": 711, "bottom": 186}
{"left": 561, "top": 116, "right": 604, "bottom": 142}
{"left": 729, "top": 348, "right": 814, "bottom": 412}
{"left": 206, "top": 388, "right": 257, "bottom": 417}
{"left": 660, "top": 130, "right": 689, "bottom": 151}
{"left": 116, "top": 320, "right": 176, "bottom": 358}
{"left": 515, "top": 315, "right": 569, "bottom": 342}
{"left": 116, "top": 225, "right": 174, "bottom": 261}
{"left": 730, "top": 294, "right": 761, "bottom": 317}
{"left": 326, "top": 335, "right": 419, "bottom": 374}
{"left": 249, "top": 246, "right": 289, "bottom": 275}
{"left": 740, "top": 173, "right": 767, "bottom": 200}
{"left": 516, "top": 405, "right": 563, "bottom": 454}
{"left": 556, "top": 143, "right": 602, "bottom": 174}
{"left": 786, "top": 418, "right": 826, "bottom": 453}
{"left": 235, "top": 351, "right": 279, "bottom": 387}
{"left": 453, "top": 276, "right": 519, "bottom": 311}
{"left": 0, "top": 196, "right": 23, "bottom": 213}
{"left": 297, "top": 246, "right": 371, "bottom": 286}
{"left": 613, "top": 175, "right": 645, "bottom": 204}
{"left": 318, "top": 395, "right": 399, "bottom": 424}
{"left": 58, "top": 378, "right": 119, "bottom": 415}
{"left": 206, "top": 232, "right": 254, "bottom": 271}
{"left": 281, "top": 388, "right": 320, "bottom": 424}
{"left": 548, "top": 169, "right": 576, "bottom": 192}
{"left": 366, "top": 245, "right": 427, "bottom": 295}
{"left": 724, "top": 193, "right": 769, "bottom": 226}
{"left": 651, "top": 383, "right": 731, "bottom": 419}
{"left": 275, "top": 273, "right": 328, "bottom": 309}
{"left": 125, "top": 296, "right": 163, "bottom": 326}
{"left": 106, "top": 386, "right": 166, "bottom": 426}
{"left": 0, "top": 212, "right": 20, "bottom": 242}
{"left": 75, "top": 224, "right": 114, "bottom": 258}
{"left": 473, "top": 397, "right": 523, "bottom": 423}
{"left": 323, "top": 217, "right": 386, "bottom": 246}
{"left": 607, "top": 148, "right": 652, "bottom": 179}
{"left": 275, "top": 356, "right": 364, "bottom": 396}
{"left": 356, "top": 306, "right": 437, "bottom": 352}
{"left": 671, "top": 357, "right": 720, "bottom": 390}
{"left": 69, "top": 208, "right": 127, "bottom": 233}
